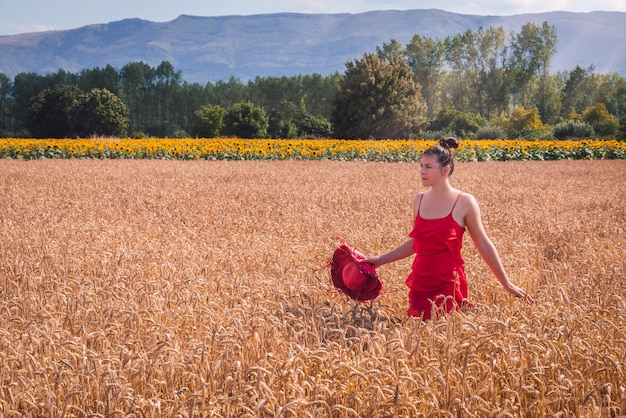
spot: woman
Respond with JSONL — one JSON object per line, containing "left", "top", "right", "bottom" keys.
{"left": 363, "top": 137, "right": 534, "bottom": 320}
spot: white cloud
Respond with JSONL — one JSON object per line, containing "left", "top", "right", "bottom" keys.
{"left": 4, "top": 22, "right": 57, "bottom": 35}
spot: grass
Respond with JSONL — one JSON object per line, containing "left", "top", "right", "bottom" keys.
{"left": 0, "top": 159, "right": 624, "bottom": 416}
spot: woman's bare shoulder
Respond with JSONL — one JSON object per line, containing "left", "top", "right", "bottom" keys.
{"left": 456, "top": 191, "right": 480, "bottom": 217}
{"left": 411, "top": 192, "right": 425, "bottom": 215}
{"left": 458, "top": 191, "right": 478, "bottom": 205}
{"left": 412, "top": 191, "right": 426, "bottom": 202}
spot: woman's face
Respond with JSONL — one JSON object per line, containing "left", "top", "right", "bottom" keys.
{"left": 419, "top": 154, "right": 447, "bottom": 186}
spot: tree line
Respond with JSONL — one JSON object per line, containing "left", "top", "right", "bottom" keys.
{"left": 0, "top": 21, "right": 625, "bottom": 139}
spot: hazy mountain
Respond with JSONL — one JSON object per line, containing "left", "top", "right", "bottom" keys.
{"left": 1, "top": 9, "right": 625, "bottom": 83}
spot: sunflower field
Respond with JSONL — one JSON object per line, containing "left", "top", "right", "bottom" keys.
{"left": 0, "top": 138, "right": 624, "bottom": 161}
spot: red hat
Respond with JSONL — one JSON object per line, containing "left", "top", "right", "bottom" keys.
{"left": 329, "top": 244, "right": 381, "bottom": 302}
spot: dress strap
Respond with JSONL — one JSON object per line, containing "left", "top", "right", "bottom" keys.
{"left": 449, "top": 192, "right": 463, "bottom": 213}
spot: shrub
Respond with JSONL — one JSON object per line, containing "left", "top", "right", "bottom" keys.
{"left": 475, "top": 125, "right": 505, "bottom": 140}
{"left": 553, "top": 120, "right": 595, "bottom": 139}
{"left": 502, "top": 107, "right": 548, "bottom": 138}
{"left": 28, "top": 86, "right": 129, "bottom": 138}
{"left": 223, "top": 101, "right": 269, "bottom": 138}
{"left": 72, "top": 88, "right": 129, "bottom": 138}
{"left": 581, "top": 103, "right": 618, "bottom": 137}
{"left": 130, "top": 131, "right": 148, "bottom": 139}
{"left": 518, "top": 129, "right": 554, "bottom": 140}
{"left": 144, "top": 120, "right": 186, "bottom": 138}
{"left": 192, "top": 104, "right": 226, "bottom": 138}
{"left": 428, "top": 106, "right": 486, "bottom": 138}
{"left": 418, "top": 130, "right": 455, "bottom": 140}
{"left": 297, "top": 115, "right": 333, "bottom": 138}
{"left": 27, "top": 85, "right": 83, "bottom": 138}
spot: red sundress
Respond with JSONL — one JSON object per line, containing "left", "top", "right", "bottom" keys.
{"left": 406, "top": 193, "right": 473, "bottom": 320}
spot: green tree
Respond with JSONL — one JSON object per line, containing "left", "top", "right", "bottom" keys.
{"left": 246, "top": 74, "right": 340, "bottom": 137}
{"left": 12, "top": 72, "right": 49, "bottom": 130}
{"left": 247, "top": 76, "right": 301, "bottom": 112}
{"left": 535, "top": 73, "right": 563, "bottom": 125}
{"left": 592, "top": 72, "right": 626, "bottom": 119}
{"left": 44, "top": 69, "right": 79, "bottom": 87}
{"left": 442, "top": 26, "right": 509, "bottom": 118}
{"left": 153, "top": 61, "right": 182, "bottom": 123}
{"left": 120, "top": 61, "right": 155, "bottom": 133}
{"left": 27, "top": 85, "right": 83, "bottom": 138}
{"left": 247, "top": 76, "right": 300, "bottom": 138}
{"left": 474, "top": 27, "right": 508, "bottom": 117}
{"left": 266, "top": 100, "right": 299, "bottom": 139}
{"left": 192, "top": 104, "right": 226, "bottom": 137}
{"left": 0, "top": 73, "right": 12, "bottom": 133}
{"left": 223, "top": 101, "right": 268, "bottom": 138}
{"left": 332, "top": 53, "right": 427, "bottom": 139}
{"left": 405, "top": 34, "right": 445, "bottom": 117}
{"left": 72, "top": 89, "right": 129, "bottom": 137}
{"left": 300, "top": 73, "right": 341, "bottom": 119}
{"left": 443, "top": 31, "right": 472, "bottom": 112}
{"left": 78, "top": 65, "right": 121, "bottom": 95}
{"left": 173, "top": 81, "right": 212, "bottom": 135}
{"left": 508, "top": 22, "right": 557, "bottom": 108}
{"left": 560, "top": 65, "right": 597, "bottom": 119}
{"left": 376, "top": 39, "right": 406, "bottom": 62}
{"left": 207, "top": 76, "right": 248, "bottom": 109}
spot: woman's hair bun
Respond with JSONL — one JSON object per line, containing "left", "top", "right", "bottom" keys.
{"left": 439, "top": 136, "right": 459, "bottom": 150}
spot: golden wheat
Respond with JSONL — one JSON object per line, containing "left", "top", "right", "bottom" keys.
{"left": 0, "top": 159, "right": 624, "bottom": 417}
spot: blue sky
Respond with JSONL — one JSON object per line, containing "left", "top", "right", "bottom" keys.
{"left": 1, "top": 0, "right": 626, "bottom": 36}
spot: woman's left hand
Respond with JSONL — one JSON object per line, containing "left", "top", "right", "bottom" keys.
{"left": 508, "top": 284, "right": 534, "bottom": 305}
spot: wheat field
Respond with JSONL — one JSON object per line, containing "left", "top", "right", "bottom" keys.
{"left": 0, "top": 159, "right": 624, "bottom": 417}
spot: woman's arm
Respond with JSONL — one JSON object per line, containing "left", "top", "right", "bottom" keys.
{"left": 362, "top": 239, "right": 415, "bottom": 268}
{"left": 463, "top": 194, "right": 534, "bottom": 304}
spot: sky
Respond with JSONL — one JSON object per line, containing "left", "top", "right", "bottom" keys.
{"left": 2, "top": 0, "right": 626, "bottom": 36}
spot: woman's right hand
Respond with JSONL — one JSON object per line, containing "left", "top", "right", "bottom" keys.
{"left": 360, "top": 256, "right": 381, "bottom": 268}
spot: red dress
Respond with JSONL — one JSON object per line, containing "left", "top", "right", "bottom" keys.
{"left": 406, "top": 193, "right": 472, "bottom": 319}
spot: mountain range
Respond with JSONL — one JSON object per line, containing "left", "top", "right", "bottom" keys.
{"left": 1, "top": 9, "right": 625, "bottom": 84}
